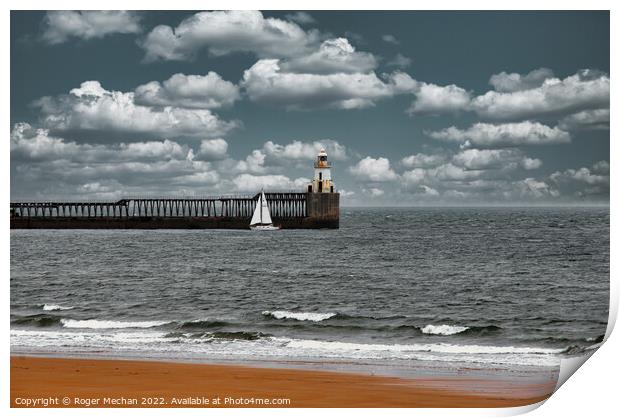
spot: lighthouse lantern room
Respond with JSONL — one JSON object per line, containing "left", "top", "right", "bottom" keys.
{"left": 308, "top": 149, "right": 335, "bottom": 193}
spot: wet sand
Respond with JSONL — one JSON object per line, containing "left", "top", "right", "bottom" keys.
{"left": 11, "top": 356, "right": 555, "bottom": 408}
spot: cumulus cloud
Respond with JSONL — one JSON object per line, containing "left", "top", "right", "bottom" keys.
{"left": 405, "top": 69, "right": 609, "bottom": 121}
{"left": 488, "top": 68, "right": 554, "bottom": 92}
{"left": 10, "top": 123, "right": 228, "bottom": 199}
{"left": 558, "top": 108, "right": 610, "bottom": 131}
{"left": 284, "top": 12, "right": 316, "bottom": 25}
{"left": 242, "top": 59, "right": 416, "bottom": 109}
{"left": 452, "top": 149, "right": 542, "bottom": 170}
{"left": 134, "top": 72, "right": 240, "bottom": 109}
{"left": 32, "top": 81, "right": 239, "bottom": 140}
{"left": 471, "top": 69, "right": 610, "bottom": 120}
{"left": 262, "top": 140, "right": 347, "bottom": 162}
{"left": 551, "top": 164, "right": 610, "bottom": 186}
{"left": 407, "top": 83, "right": 471, "bottom": 115}
{"left": 232, "top": 174, "right": 309, "bottom": 192}
{"left": 140, "top": 10, "right": 319, "bottom": 62}
{"left": 199, "top": 139, "right": 228, "bottom": 160}
{"left": 11, "top": 123, "right": 193, "bottom": 163}
{"left": 42, "top": 11, "right": 142, "bottom": 44}
{"left": 427, "top": 121, "right": 570, "bottom": 147}
{"left": 280, "top": 38, "right": 377, "bottom": 74}
{"left": 349, "top": 157, "right": 398, "bottom": 182}
{"left": 401, "top": 153, "right": 446, "bottom": 168}
{"left": 511, "top": 178, "right": 559, "bottom": 199}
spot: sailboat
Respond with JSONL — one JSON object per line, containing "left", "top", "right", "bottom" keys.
{"left": 250, "top": 191, "right": 280, "bottom": 230}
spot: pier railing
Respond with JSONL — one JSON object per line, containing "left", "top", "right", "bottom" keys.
{"left": 10, "top": 193, "right": 308, "bottom": 219}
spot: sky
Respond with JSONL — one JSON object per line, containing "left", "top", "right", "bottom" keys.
{"left": 10, "top": 10, "right": 610, "bottom": 205}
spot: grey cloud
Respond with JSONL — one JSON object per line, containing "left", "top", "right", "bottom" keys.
{"left": 242, "top": 59, "right": 416, "bottom": 110}
{"left": 140, "top": 11, "right": 320, "bottom": 62}
{"left": 488, "top": 68, "right": 554, "bottom": 92}
{"left": 32, "top": 81, "right": 239, "bottom": 141}
{"left": 558, "top": 109, "right": 610, "bottom": 131}
{"left": 134, "top": 73, "right": 240, "bottom": 109}
{"left": 279, "top": 38, "right": 378, "bottom": 75}
{"left": 427, "top": 121, "right": 570, "bottom": 147}
{"left": 471, "top": 70, "right": 610, "bottom": 121}
{"left": 284, "top": 12, "right": 316, "bottom": 25}
{"left": 42, "top": 11, "right": 142, "bottom": 44}
{"left": 452, "top": 149, "right": 541, "bottom": 170}
{"left": 407, "top": 83, "right": 471, "bottom": 115}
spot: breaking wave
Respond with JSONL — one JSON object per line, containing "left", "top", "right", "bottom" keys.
{"left": 422, "top": 324, "right": 469, "bottom": 335}
{"left": 262, "top": 310, "right": 337, "bottom": 322}
{"left": 421, "top": 324, "right": 503, "bottom": 336}
{"left": 42, "top": 304, "right": 74, "bottom": 311}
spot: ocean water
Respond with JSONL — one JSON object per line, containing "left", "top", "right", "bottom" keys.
{"left": 10, "top": 207, "right": 609, "bottom": 378}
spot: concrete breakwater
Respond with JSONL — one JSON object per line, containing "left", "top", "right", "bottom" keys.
{"left": 10, "top": 192, "right": 339, "bottom": 230}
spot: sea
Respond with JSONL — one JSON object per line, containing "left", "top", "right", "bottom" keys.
{"left": 10, "top": 207, "right": 610, "bottom": 381}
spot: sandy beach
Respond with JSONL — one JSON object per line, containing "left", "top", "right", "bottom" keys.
{"left": 10, "top": 356, "right": 555, "bottom": 408}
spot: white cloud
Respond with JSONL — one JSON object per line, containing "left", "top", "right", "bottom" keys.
{"left": 401, "top": 153, "right": 446, "bottom": 168}
{"left": 408, "top": 83, "right": 471, "bottom": 114}
{"left": 11, "top": 123, "right": 193, "bottom": 163}
{"left": 405, "top": 69, "right": 609, "bottom": 121}
{"left": 548, "top": 161, "right": 609, "bottom": 199}
{"left": 280, "top": 38, "right": 377, "bottom": 74}
{"left": 262, "top": 140, "right": 347, "bottom": 162}
{"left": 592, "top": 160, "right": 610, "bottom": 175}
{"left": 42, "top": 11, "right": 142, "bottom": 44}
{"left": 452, "top": 148, "right": 541, "bottom": 170}
{"left": 386, "top": 53, "right": 412, "bottom": 68}
{"left": 33, "top": 81, "right": 239, "bottom": 139}
{"left": 471, "top": 70, "right": 610, "bottom": 120}
{"left": 488, "top": 68, "right": 554, "bottom": 92}
{"left": 140, "top": 10, "right": 319, "bottom": 62}
{"left": 512, "top": 178, "right": 559, "bottom": 199}
{"left": 199, "top": 139, "right": 228, "bottom": 160}
{"left": 134, "top": 72, "right": 240, "bottom": 109}
{"left": 232, "top": 174, "right": 309, "bottom": 192}
{"left": 428, "top": 121, "right": 570, "bottom": 147}
{"left": 285, "top": 12, "right": 316, "bottom": 25}
{"left": 235, "top": 150, "right": 267, "bottom": 174}
{"left": 521, "top": 157, "right": 543, "bottom": 170}
{"left": 368, "top": 188, "right": 385, "bottom": 196}
{"left": 349, "top": 157, "right": 398, "bottom": 182}
{"left": 558, "top": 108, "right": 610, "bottom": 131}
{"left": 382, "top": 34, "right": 400, "bottom": 45}
{"left": 551, "top": 166, "right": 609, "bottom": 186}
{"left": 242, "top": 59, "right": 415, "bottom": 110}
{"left": 11, "top": 123, "right": 80, "bottom": 160}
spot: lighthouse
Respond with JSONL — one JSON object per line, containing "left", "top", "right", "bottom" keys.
{"left": 308, "top": 149, "right": 335, "bottom": 193}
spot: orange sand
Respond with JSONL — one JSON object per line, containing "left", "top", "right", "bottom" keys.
{"left": 11, "top": 356, "right": 555, "bottom": 408}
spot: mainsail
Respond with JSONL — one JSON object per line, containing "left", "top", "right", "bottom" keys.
{"left": 250, "top": 191, "right": 273, "bottom": 226}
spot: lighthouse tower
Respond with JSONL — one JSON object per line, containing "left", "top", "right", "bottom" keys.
{"left": 308, "top": 149, "right": 335, "bottom": 193}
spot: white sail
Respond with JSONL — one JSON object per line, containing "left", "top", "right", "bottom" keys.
{"left": 250, "top": 191, "right": 273, "bottom": 226}
{"left": 260, "top": 192, "right": 272, "bottom": 225}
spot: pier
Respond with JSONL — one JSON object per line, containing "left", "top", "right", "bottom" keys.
{"left": 10, "top": 192, "right": 339, "bottom": 229}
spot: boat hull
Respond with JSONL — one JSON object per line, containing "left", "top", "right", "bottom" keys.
{"left": 250, "top": 224, "right": 281, "bottom": 231}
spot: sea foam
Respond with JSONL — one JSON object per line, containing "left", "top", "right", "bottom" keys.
{"left": 61, "top": 319, "right": 168, "bottom": 329}
{"left": 262, "top": 310, "right": 336, "bottom": 322}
